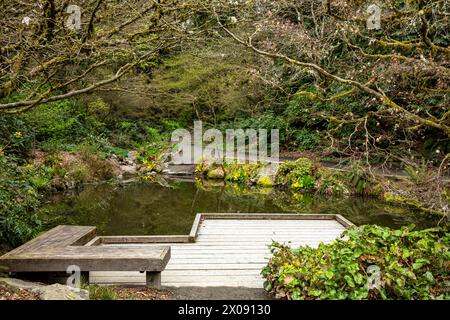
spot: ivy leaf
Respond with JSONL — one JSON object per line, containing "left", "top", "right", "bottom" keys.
{"left": 395, "top": 277, "right": 405, "bottom": 288}
{"left": 284, "top": 275, "right": 295, "bottom": 286}
{"left": 423, "top": 271, "right": 435, "bottom": 284}
{"left": 412, "top": 258, "right": 430, "bottom": 270}
{"left": 263, "top": 281, "right": 273, "bottom": 292}
{"left": 344, "top": 275, "right": 355, "bottom": 288}
{"left": 325, "top": 270, "right": 334, "bottom": 280}
{"left": 309, "top": 288, "right": 322, "bottom": 297}
{"left": 353, "top": 273, "right": 365, "bottom": 285}
{"left": 401, "top": 249, "right": 411, "bottom": 259}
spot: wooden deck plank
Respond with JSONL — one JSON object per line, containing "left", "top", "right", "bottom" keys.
{"left": 2, "top": 225, "right": 96, "bottom": 257}
{"left": 91, "top": 215, "right": 348, "bottom": 288}
{"left": 2, "top": 214, "right": 351, "bottom": 288}
{"left": 0, "top": 226, "right": 171, "bottom": 275}
{"left": 92, "top": 269, "right": 262, "bottom": 276}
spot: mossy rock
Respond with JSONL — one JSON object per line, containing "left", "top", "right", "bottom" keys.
{"left": 207, "top": 166, "right": 225, "bottom": 179}
{"left": 145, "top": 162, "right": 162, "bottom": 173}
{"left": 257, "top": 175, "right": 273, "bottom": 187}
{"left": 369, "top": 183, "right": 385, "bottom": 197}
{"left": 383, "top": 192, "right": 444, "bottom": 215}
{"left": 195, "top": 161, "right": 211, "bottom": 175}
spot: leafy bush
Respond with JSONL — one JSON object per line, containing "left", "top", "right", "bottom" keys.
{"left": 0, "top": 156, "right": 42, "bottom": 247}
{"left": 275, "top": 158, "right": 315, "bottom": 186}
{"left": 24, "top": 100, "right": 95, "bottom": 146}
{"left": 291, "top": 175, "right": 315, "bottom": 191}
{"left": 404, "top": 161, "right": 434, "bottom": 185}
{"left": 106, "top": 146, "right": 129, "bottom": 159}
{"left": 293, "top": 129, "right": 321, "bottom": 150}
{"left": 224, "top": 162, "right": 261, "bottom": 184}
{"left": 262, "top": 225, "right": 449, "bottom": 300}
{"left": 0, "top": 117, "right": 33, "bottom": 158}
{"left": 316, "top": 168, "right": 351, "bottom": 196}
{"left": 348, "top": 161, "right": 376, "bottom": 195}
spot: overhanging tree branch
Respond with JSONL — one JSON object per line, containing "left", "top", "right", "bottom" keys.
{"left": 215, "top": 15, "right": 450, "bottom": 137}
{"left": 0, "top": 46, "right": 167, "bottom": 113}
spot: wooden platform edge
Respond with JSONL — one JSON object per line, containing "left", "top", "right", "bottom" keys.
{"left": 92, "top": 213, "right": 353, "bottom": 245}
{"left": 188, "top": 214, "right": 202, "bottom": 242}
{"left": 200, "top": 213, "right": 337, "bottom": 221}
{"left": 98, "top": 235, "right": 191, "bottom": 245}
{"left": 335, "top": 214, "right": 355, "bottom": 228}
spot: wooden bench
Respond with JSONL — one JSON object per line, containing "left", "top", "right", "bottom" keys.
{"left": 0, "top": 225, "right": 170, "bottom": 289}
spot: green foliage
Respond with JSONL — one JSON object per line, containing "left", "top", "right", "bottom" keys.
{"left": 0, "top": 117, "right": 33, "bottom": 158}
{"left": 25, "top": 100, "right": 99, "bottom": 150}
{"left": 316, "top": 169, "right": 351, "bottom": 196}
{"left": 150, "top": 51, "right": 266, "bottom": 125}
{"left": 224, "top": 162, "right": 261, "bottom": 184}
{"left": 348, "top": 162, "right": 375, "bottom": 195}
{"left": 105, "top": 146, "right": 129, "bottom": 159}
{"left": 28, "top": 166, "right": 54, "bottom": 191}
{"left": 262, "top": 225, "right": 449, "bottom": 300}
{"left": 88, "top": 285, "right": 117, "bottom": 300}
{"left": 404, "top": 161, "right": 433, "bottom": 185}
{"left": 291, "top": 175, "right": 315, "bottom": 191}
{"left": 293, "top": 129, "right": 321, "bottom": 150}
{"left": 275, "top": 158, "right": 315, "bottom": 186}
{"left": 0, "top": 155, "right": 42, "bottom": 247}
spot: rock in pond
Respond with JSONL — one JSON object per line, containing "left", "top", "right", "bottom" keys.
{"left": 207, "top": 166, "right": 225, "bottom": 179}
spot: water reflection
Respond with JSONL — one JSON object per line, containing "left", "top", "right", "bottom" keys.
{"left": 40, "top": 180, "right": 444, "bottom": 235}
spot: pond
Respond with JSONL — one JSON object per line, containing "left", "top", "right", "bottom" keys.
{"left": 40, "top": 178, "right": 443, "bottom": 236}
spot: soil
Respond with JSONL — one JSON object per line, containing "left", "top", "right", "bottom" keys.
{"left": 0, "top": 283, "right": 40, "bottom": 300}
{"left": 168, "top": 287, "right": 274, "bottom": 300}
{"left": 113, "top": 286, "right": 175, "bottom": 300}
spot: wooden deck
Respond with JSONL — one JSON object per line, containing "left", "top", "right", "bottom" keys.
{"left": 0, "top": 225, "right": 171, "bottom": 288}
{"left": 90, "top": 214, "right": 352, "bottom": 288}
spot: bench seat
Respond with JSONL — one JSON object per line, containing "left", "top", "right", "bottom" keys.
{"left": 0, "top": 226, "right": 170, "bottom": 288}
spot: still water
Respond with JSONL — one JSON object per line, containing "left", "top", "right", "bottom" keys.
{"left": 40, "top": 179, "right": 443, "bottom": 235}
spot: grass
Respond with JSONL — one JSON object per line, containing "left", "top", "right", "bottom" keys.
{"left": 88, "top": 285, "right": 118, "bottom": 300}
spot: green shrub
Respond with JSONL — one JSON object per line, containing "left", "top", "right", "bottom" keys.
{"left": 404, "top": 161, "right": 434, "bottom": 185}
{"left": 275, "top": 158, "right": 315, "bottom": 186}
{"left": 24, "top": 100, "right": 90, "bottom": 144}
{"left": 224, "top": 162, "right": 261, "bottom": 184}
{"left": 0, "top": 156, "right": 42, "bottom": 247}
{"left": 348, "top": 161, "right": 375, "bottom": 195}
{"left": 0, "top": 117, "right": 33, "bottom": 158}
{"left": 291, "top": 175, "right": 315, "bottom": 191}
{"left": 262, "top": 225, "right": 449, "bottom": 300}
{"left": 293, "top": 129, "right": 321, "bottom": 150}
{"left": 106, "top": 147, "right": 129, "bottom": 159}
{"left": 316, "top": 168, "right": 351, "bottom": 196}
{"left": 64, "top": 162, "right": 91, "bottom": 184}
{"left": 29, "top": 175, "right": 49, "bottom": 190}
